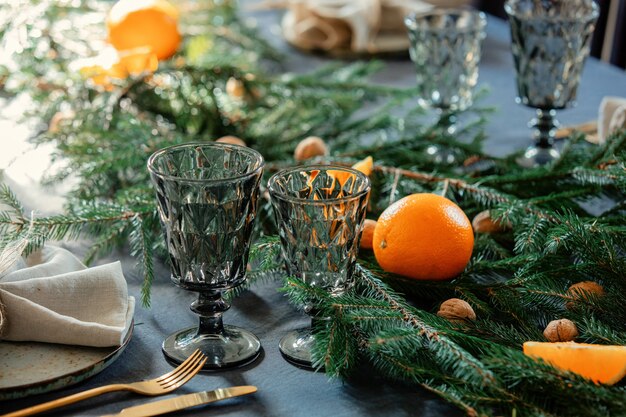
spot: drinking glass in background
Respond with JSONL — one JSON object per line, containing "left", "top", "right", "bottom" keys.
{"left": 405, "top": 9, "right": 487, "bottom": 164}
{"left": 505, "top": 0, "right": 599, "bottom": 167}
{"left": 148, "top": 142, "right": 264, "bottom": 369}
{"left": 268, "top": 165, "right": 370, "bottom": 368}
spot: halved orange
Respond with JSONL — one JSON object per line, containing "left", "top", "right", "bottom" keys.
{"left": 326, "top": 156, "right": 374, "bottom": 190}
{"left": 78, "top": 47, "right": 158, "bottom": 88}
{"left": 352, "top": 156, "right": 373, "bottom": 176}
{"left": 523, "top": 341, "right": 626, "bottom": 385}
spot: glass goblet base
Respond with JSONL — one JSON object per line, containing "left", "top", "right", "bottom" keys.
{"left": 162, "top": 325, "right": 261, "bottom": 370}
{"left": 425, "top": 145, "right": 458, "bottom": 165}
{"left": 516, "top": 145, "right": 561, "bottom": 168}
{"left": 424, "top": 110, "right": 461, "bottom": 165}
{"left": 278, "top": 327, "right": 317, "bottom": 369}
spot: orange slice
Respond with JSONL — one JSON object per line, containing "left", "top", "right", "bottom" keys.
{"left": 523, "top": 341, "right": 626, "bottom": 385}
{"left": 78, "top": 48, "right": 158, "bottom": 89}
{"left": 327, "top": 170, "right": 352, "bottom": 189}
{"left": 352, "top": 156, "right": 373, "bottom": 176}
{"left": 326, "top": 156, "right": 373, "bottom": 190}
{"left": 115, "top": 48, "right": 159, "bottom": 75}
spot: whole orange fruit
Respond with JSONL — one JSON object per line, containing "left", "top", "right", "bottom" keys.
{"left": 373, "top": 193, "right": 474, "bottom": 281}
{"left": 107, "top": 0, "right": 181, "bottom": 60}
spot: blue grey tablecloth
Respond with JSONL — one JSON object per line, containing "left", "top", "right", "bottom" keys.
{"left": 3, "top": 7, "right": 626, "bottom": 417}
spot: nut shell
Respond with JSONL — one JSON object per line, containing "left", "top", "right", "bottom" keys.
{"left": 566, "top": 281, "right": 604, "bottom": 309}
{"left": 437, "top": 298, "right": 476, "bottom": 323}
{"left": 543, "top": 319, "right": 579, "bottom": 342}
{"left": 48, "top": 110, "right": 75, "bottom": 133}
{"left": 226, "top": 77, "right": 246, "bottom": 99}
{"left": 359, "top": 219, "right": 377, "bottom": 250}
{"left": 294, "top": 136, "right": 328, "bottom": 161}
{"left": 216, "top": 135, "right": 247, "bottom": 147}
{"left": 471, "top": 210, "right": 510, "bottom": 234}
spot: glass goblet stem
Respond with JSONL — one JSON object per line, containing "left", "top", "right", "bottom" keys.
{"left": 531, "top": 108, "right": 558, "bottom": 149}
{"left": 517, "top": 108, "right": 561, "bottom": 167}
{"left": 191, "top": 291, "right": 229, "bottom": 335}
{"left": 435, "top": 110, "right": 458, "bottom": 135}
{"left": 425, "top": 110, "right": 459, "bottom": 164}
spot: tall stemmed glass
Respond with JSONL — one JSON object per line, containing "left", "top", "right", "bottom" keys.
{"left": 148, "top": 142, "right": 264, "bottom": 369}
{"left": 505, "top": 0, "right": 599, "bottom": 167}
{"left": 404, "top": 9, "right": 486, "bottom": 164}
{"left": 268, "top": 165, "right": 370, "bottom": 368}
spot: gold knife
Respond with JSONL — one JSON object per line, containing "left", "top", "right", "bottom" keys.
{"left": 99, "top": 386, "right": 257, "bottom": 417}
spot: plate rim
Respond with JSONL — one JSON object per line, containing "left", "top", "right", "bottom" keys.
{"left": 0, "top": 321, "right": 133, "bottom": 400}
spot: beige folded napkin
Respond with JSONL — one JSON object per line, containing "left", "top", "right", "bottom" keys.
{"left": 0, "top": 245, "right": 134, "bottom": 347}
{"left": 281, "top": 0, "right": 448, "bottom": 53}
{"left": 598, "top": 96, "right": 626, "bottom": 143}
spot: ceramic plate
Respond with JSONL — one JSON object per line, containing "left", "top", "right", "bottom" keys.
{"left": 0, "top": 324, "right": 132, "bottom": 400}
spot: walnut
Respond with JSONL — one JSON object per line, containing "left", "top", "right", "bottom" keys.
{"left": 471, "top": 210, "right": 510, "bottom": 234}
{"left": 359, "top": 219, "right": 377, "bottom": 250}
{"left": 48, "top": 110, "right": 76, "bottom": 134}
{"left": 437, "top": 298, "right": 476, "bottom": 323}
{"left": 294, "top": 136, "right": 328, "bottom": 161}
{"left": 216, "top": 135, "right": 247, "bottom": 147}
{"left": 543, "top": 318, "right": 579, "bottom": 342}
{"left": 226, "top": 77, "right": 246, "bottom": 99}
{"left": 566, "top": 281, "right": 605, "bottom": 309}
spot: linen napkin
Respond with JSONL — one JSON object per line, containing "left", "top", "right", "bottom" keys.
{"left": 280, "top": 0, "right": 443, "bottom": 53}
{"left": 0, "top": 245, "right": 134, "bottom": 347}
{"left": 598, "top": 96, "right": 626, "bottom": 143}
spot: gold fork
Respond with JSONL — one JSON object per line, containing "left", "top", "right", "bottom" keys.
{"left": 3, "top": 349, "right": 207, "bottom": 417}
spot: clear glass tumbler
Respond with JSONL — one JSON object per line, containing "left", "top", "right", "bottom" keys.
{"left": 506, "top": 0, "right": 599, "bottom": 167}
{"left": 405, "top": 9, "right": 486, "bottom": 164}
{"left": 148, "top": 142, "right": 264, "bottom": 369}
{"left": 268, "top": 165, "right": 370, "bottom": 368}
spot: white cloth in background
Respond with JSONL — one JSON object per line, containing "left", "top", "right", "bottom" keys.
{"left": 0, "top": 246, "right": 134, "bottom": 347}
{"left": 598, "top": 96, "right": 626, "bottom": 143}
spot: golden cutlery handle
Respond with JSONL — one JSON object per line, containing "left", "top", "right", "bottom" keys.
{"left": 3, "top": 384, "right": 128, "bottom": 417}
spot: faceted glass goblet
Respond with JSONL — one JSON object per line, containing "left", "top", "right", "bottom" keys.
{"left": 268, "top": 165, "right": 370, "bottom": 368}
{"left": 405, "top": 9, "right": 486, "bottom": 164}
{"left": 148, "top": 142, "right": 264, "bottom": 369}
{"left": 506, "top": 0, "right": 599, "bottom": 167}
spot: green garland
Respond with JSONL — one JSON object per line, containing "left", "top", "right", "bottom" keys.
{"left": 1, "top": 1, "right": 626, "bottom": 416}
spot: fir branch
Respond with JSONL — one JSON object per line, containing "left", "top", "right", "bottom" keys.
{"left": 248, "top": 235, "right": 282, "bottom": 272}
{"left": 374, "top": 166, "right": 511, "bottom": 206}
{"left": 0, "top": 183, "right": 25, "bottom": 217}
{"left": 418, "top": 383, "right": 483, "bottom": 417}
{"left": 355, "top": 267, "right": 496, "bottom": 386}
{"left": 128, "top": 214, "right": 156, "bottom": 308}
{"left": 578, "top": 316, "right": 626, "bottom": 345}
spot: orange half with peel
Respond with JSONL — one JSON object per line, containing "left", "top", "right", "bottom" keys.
{"left": 523, "top": 341, "right": 626, "bottom": 385}
{"left": 78, "top": 48, "right": 158, "bottom": 88}
{"left": 326, "top": 156, "right": 373, "bottom": 189}
{"left": 352, "top": 156, "right": 373, "bottom": 176}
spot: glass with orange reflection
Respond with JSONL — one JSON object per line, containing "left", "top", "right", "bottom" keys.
{"left": 267, "top": 164, "right": 370, "bottom": 368}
